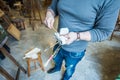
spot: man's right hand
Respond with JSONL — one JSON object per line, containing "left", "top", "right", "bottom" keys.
{"left": 44, "top": 10, "right": 55, "bottom": 29}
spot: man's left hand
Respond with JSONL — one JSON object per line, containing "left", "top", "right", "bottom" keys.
{"left": 62, "top": 32, "right": 77, "bottom": 45}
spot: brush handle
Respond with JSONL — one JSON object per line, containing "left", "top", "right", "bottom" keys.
{"left": 44, "top": 55, "right": 54, "bottom": 67}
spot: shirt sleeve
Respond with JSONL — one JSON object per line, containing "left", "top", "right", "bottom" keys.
{"left": 48, "top": 0, "right": 58, "bottom": 16}
{"left": 89, "top": 0, "right": 120, "bottom": 42}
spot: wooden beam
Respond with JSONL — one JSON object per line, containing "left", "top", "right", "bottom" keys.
{"left": 0, "top": 65, "right": 14, "bottom": 80}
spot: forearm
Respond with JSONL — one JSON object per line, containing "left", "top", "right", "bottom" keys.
{"left": 62, "top": 31, "right": 91, "bottom": 45}
{"left": 77, "top": 31, "right": 91, "bottom": 41}
{"left": 47, "top": 9, "right": 55, "bottom": 17}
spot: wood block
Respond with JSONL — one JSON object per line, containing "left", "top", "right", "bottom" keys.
{"left": 7, "top": 24, "right": 21, "bottom": 40}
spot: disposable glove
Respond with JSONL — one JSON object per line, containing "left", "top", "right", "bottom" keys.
{"left": 44, "top": 10, "right": 55, "bottom": 29}
{"left": 63, "top": 32, "right": 77, "bottom": 45}
{"left": 54, "top": 28, "right": 69, "bottom": 45}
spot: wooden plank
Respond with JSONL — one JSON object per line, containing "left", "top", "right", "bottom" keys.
{"left": 7, "top": 24, "right": 21, "bottom": 40}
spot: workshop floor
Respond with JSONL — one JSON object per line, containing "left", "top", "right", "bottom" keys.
{"left": 0, "top": 9, "right": 120, "bottom": 80}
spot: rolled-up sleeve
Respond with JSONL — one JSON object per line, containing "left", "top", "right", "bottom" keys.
{"left": 48, "top": 0, "right": 58, "bottom": 16}
{"left": 89, "top": 0, "right": 120, "bottom": 42}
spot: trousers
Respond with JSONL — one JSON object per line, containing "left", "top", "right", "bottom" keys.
{"left": 53, "top": 48, "right": 85, "bottom": 80}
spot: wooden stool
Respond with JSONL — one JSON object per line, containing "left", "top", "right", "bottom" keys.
{"left": 24, "top": 48, "right": 44, "bottom": 77}
{"left": 14, "top": 2, "right": 22, "bottom": 10}
{"left": 12, "top": 18, "right": 25, "bottom": 30}
{"left": 14, "top": 1, "right": 22, "bottom": 15}
{"left": 29, "top": 0, "right": 42, "bottom": 24}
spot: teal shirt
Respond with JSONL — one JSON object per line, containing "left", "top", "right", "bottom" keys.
{"left": 0, "top": 25, "right": 7, "bottom": 43}
{"left": 49, "top": 0, "right": 120, "bottom": 52}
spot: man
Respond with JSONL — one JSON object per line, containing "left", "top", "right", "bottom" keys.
{"left": 44, "top": 0, "right": 120, "bottom": 80}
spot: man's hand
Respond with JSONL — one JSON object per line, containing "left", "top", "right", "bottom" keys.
{"left": 44, "top": 10, "right": 55, "bottom": 29}
{"left": 62, "top": 32, "right": 77, "bottom": 45}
